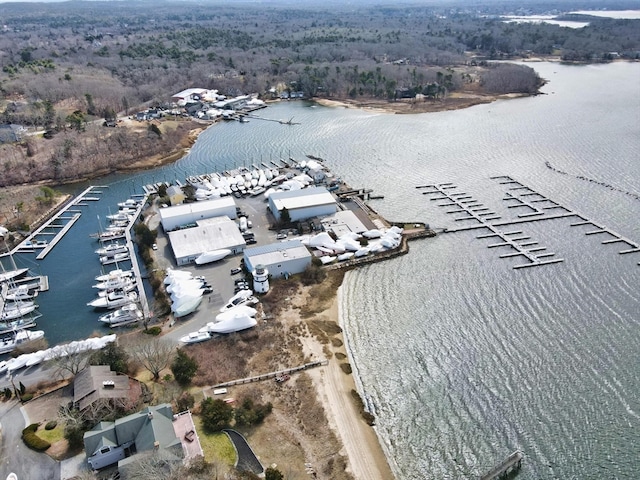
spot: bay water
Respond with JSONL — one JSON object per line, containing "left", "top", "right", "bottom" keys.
{"left": 5, "top": 61, "right": 639, "bottom": 479}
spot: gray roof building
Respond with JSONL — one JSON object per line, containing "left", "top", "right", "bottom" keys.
{"left": 268, "top": 186, "right": 337, "bottom": 222}
{"left": 159, "top": 197, "right": 237, "bottom": 231}
{"left": 74, "top": 365, "right": 140, "bottom": 411}
{"left": 84, "top": 404, "right": 185, "bottom": 473}
{"left": 243, "top": 240, "right": 312, "bottom": 278}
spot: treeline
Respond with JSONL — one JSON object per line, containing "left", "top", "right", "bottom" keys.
{"left": 0, "top": 2, "right": 638, "bottom": 127}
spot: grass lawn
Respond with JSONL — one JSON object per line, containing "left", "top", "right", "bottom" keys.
{"left": 192, "top": 416, "right": 236, "bottom": 465}
{"left": 37, "top": 424, "right": 64, "bottom": 444}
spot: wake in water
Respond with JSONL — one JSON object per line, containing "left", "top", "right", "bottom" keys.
{"left": 545, "top": 160, "right": 640, "bottom": 201}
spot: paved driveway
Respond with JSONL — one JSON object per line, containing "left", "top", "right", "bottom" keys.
{"left": 0, "top": 400, "right": 60, "bottom": 480}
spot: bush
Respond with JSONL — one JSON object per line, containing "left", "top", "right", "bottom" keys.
{"left": 44, "top": 420, "right": 58, "bottom": 430}
{"left": 22, "top": 424, "right": 51, "bottom": 451}
{"left": 176, "top": 392, "right": 195, "bottom": 412}
{"left": 234, "top": 398, "right": 273, "bottom": 427}
{"left": 144, "top": 326, "right": 162, "bottom": 336}
{"left": 200, "top": 398, "right": 233, "bottom": 433}
{"left": 20, "top": 393, "right": 34, "bottom": 402}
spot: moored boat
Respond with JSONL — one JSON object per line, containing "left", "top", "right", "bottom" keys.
{"left": 98, "top": 303, "right": 143, "bottom": 326}
{"left": 88, "top": 290, "right": 138, "bottom": 310}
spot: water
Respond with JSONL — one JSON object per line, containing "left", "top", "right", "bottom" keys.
{"left": 6, "top": 61, "right": 640, "bottom": 478}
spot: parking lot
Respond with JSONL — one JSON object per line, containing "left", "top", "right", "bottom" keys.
{"left": 147, "top": 190, "right": 285, "bottom": 343}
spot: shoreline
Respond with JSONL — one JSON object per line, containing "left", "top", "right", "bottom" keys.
{"left": 299, "top": 286, "right": 396, "bottom": 480}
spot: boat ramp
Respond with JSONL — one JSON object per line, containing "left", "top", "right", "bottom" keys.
{"left": 418, "top": 175, "right": 640, "bottom": 268}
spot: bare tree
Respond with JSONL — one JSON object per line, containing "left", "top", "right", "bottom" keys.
{"left": 129, "top": 337, "right": 175, "bottom": 381}
{"left": 49, "top": 345, "right": 93, "bottom": 377}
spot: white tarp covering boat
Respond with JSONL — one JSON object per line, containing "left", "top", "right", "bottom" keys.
{"left": 195, "top": 249, "right": 232, "bottom": 265}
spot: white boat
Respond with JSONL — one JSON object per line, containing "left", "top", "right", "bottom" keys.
{"left": 95, "top": 269, "right": 133, "bottom": 282}
{"left": 0, "top": 329, "right": 45, "bottom": 355}
{"left": 88, "top": 291, "right": 138, "bottom": 310}
{"left": 95, "top": 242, "right": 128, "bottom": 256}
{"left": 220, "top": 290, "right": 258, "bottom": 312}
{"left": 0, "top": 317, "right": 37, "bottom": 334}
{"left": 194, "top": 248, "right": 232, "bottom": 265}
{"left": 172, "top": 296, "right": 202, "bottom": 318}
{"left": 22, "top": 239, "right": 48, "bottom": 249}
{"left": 99, "top": 303, "right": 143, "bottom": 326}
{"left": 1, "top": 303, "right": 38, "bottom": 321}
{"left": 179, "top": 331, "right": 211, "bottom": 344}
{"left": 205, "top": 315, "right": 257, "bottom": 334}
{"left": 118, "top": 198, "right": 140, "bottom": 209}
{"left": 0, "top": 268, "right": 29, "bottom": 284}
{"left": 5, "top": 285, "right": 39, "bottom": 301}
{"left": 91, "top": 229, "right": 126, "bottom": 241}
{"left": 106, "top": 212, "right": 133, "bottom": 222}
{"left": 100, "top": 252, "right": 130, "bottom": 265}
{"left": 93, "top": 277, "right": 136, "bottom": 291}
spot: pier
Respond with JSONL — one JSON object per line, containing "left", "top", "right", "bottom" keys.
{"left": 11, "top": 186, "right": 103, "bottom": 260}
{"left": 419, "top": 176, "right": 640, "bottom": 268}
{"left": 419, "top": 183, "right": 562, "bottom": 269}
{"left": 480, "top": 450, "right": 524, "bottom": 480}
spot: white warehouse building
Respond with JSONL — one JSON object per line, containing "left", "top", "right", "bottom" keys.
{"left": 268, "top": 186, "right": 337, "bottom": 223}
{"left": 243, "top": 240, "right": 312, "bottom": 278}
{"left": 167, "top": 216, "right": 245, "bottom": 266}
{"left": 159, "top": 197, "right": 237, "bottom": 232}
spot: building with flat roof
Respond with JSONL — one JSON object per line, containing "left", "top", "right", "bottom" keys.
{"left": 268, "top": 186, "right": 337, "bottom": 222}
{"left": 167, "top": 216, "right": 245, "bottom": 265}
{"left": 243, "top": 240, "right": 312, "bottom": 278}
{"left": 320, "top": 210, "right": 368, "bottom": 237}
{"left": 171, "top": 88, "right": 209, "bottom": 103}
{"left": 159, "top": 197, "right": 237, "bottom": 232}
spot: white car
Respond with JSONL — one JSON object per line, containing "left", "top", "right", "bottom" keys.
{"left": 152, "top": 243, "right": 158, "bottom": 250}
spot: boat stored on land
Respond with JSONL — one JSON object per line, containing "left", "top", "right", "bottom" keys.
{"left": 0, "top": 329, "right": 45, "bottom": 355}
{"left": 194, "top": 248, "right": 232, "bottom": 265}
{"left": 179, "top": 331, "right": 212, "bottom": 344}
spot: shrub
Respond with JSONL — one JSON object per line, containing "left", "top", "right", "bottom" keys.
{"left": 234, "top": 398, "right": 273, "bottom": 427}
{"left": 200, "top": 398, "right": 233, "bottom": 433}
{"left": 22, "top": 424, "right": 51, "bottom": 451}
{"left": 176, "top": 392, "right": 195, "bottom": 412}
{"left": 20, "top": 393, "right": 34, "bottom": 402}
{"left": 44, "top": 420, "right": 58, "bottom": 430}
{"left": 144, "top": 326, "right": 162, "bottom": 336}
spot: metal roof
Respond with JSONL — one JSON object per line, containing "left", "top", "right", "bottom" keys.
{"left": 244, "top": 240, "right": 311, "bottom": 266}
{"left": 167, "top": 217, "right": 245, "bottom": 259}
{"left": 159, "top": 197, "right": 236, "bottom": 221}
{"left": 270, "top": 186, "right": 336, "bottom": 211}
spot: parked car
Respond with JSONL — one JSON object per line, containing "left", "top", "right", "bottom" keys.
{"left": 152, "top": 243, "right": 158, "bottom": 250}
{"left": 246, "top": 238, "right": 257, "bottom": 245}
{"left": 230, "top": 267, "right": 242, "bottom": 275}
{"left": 276, "top": 231, "right": 287, "bottom": 240}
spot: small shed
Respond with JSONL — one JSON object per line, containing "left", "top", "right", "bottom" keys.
{"left": 166, "top": 186, "right": 185, "bottom": 206}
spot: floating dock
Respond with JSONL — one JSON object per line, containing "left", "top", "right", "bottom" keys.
{"left": 419, "top": 176, "right": 640, "bottom": 268}
{"left": 419, "top": 183, "right": 562, "bottom": 269}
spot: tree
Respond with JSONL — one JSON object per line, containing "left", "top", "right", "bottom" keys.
{"left": 170, "top": 349, "right": 198, "bottom": 386}
{"left": 89, "top": 341, "right": 130, "bottom": 374}
{"left": 176, "top": 391, "right": 195, "bottom": 412}
{"left": 234, "top": 397, "right": 272, "bottom": 427}
{"left": 200, "top": 398, "right": 233, "bottom": 433}
{"left": 50, "top": 344, "right": 93, "bottom": 377}
{"left": 265, "top": 467, "right": 284, "bottom": 480}
{"left": 280, "top": 207, "right": 291, "bottom": 224}
{"left": 129, "top": 337, "right": 174, "bottom": 381}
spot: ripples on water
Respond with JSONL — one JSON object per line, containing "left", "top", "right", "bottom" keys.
{"left": 9, "top": 62, "right": 639, "bottom": 479}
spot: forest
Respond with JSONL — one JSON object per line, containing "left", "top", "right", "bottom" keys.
{"left": 0, "top": 0, "right": 638, "bottom": 186}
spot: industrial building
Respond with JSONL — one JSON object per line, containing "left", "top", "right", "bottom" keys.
{"left": 243, "top": 240, "right": 312, "bottom": 278}
{"left": 268, "top": 186, "right": 337, "bottom": 222}
{"left": 320, "top": 209, "right": 371, "bottom": 237}
{"left": 159, "top": 197, "right": 237, "bottom": 232}
{"left": 167, "top": 216, "right": 245, "bottom": 266}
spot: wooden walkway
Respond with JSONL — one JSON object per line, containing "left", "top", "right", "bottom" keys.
{"left": 480, "top": 450, "right": 524, "bottom": 480}
{"left": 207, "top": 360, "right": 328, "bottom": 391}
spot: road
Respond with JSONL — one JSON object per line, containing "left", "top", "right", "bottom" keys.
{"left": 0, "top": 400, "right": 60, "bottom": 480}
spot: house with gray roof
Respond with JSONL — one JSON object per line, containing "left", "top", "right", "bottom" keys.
{"left": 84, "top": 403, "right": 188, "bottom": 474}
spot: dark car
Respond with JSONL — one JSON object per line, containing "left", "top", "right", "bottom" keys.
{"left": 230, "top": 267, "right": 242, "bottom": 275}
{"left": 246, "top": 238, "right": 257, "bottom": 245}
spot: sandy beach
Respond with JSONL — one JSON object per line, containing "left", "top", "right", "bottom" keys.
{"left": 297, "top": 287, "right": 395, "bottom": 480}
